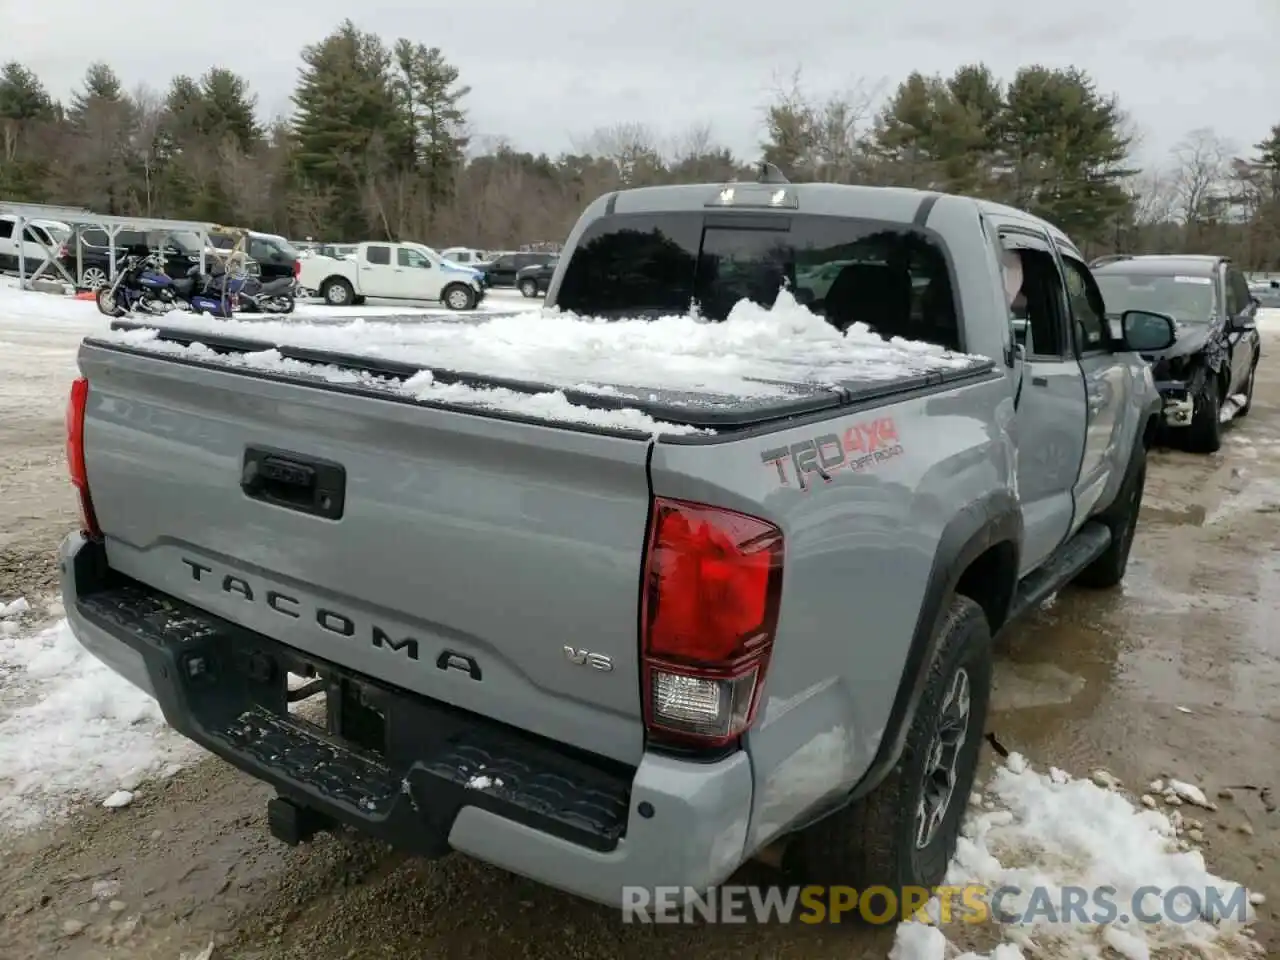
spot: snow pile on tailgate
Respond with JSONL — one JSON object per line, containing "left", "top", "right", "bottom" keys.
{"left": 100, "top": 289, "right": 992, "bottom": 435}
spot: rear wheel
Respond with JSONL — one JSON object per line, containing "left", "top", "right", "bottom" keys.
{"left": 321, "top": 278, "right": 354, "bottom": 306}
{"left": 443, "top": 283, "right": 477, "bottom": 310}
{"left": 784, "top": 595, "right": 991, "bottom": 903}
{"left": 81, "top": 267, "right": 107, "bottom": 290}
{"left": 519, "top": 278, "right": 539, "bottom": 298}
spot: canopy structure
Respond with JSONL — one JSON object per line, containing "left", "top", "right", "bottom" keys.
{"left": 0, "top": 201, "right": 226, "bottom": 289}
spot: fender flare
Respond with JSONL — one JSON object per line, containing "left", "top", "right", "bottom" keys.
{"left": 847, "top": 491, "right": 1022, "bottom": 801}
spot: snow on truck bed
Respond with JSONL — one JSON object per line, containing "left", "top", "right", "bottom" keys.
{"left": 101, "top": 290, "right": 989, "bottom": 436}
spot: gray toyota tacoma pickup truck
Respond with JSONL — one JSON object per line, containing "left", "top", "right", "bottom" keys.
{"left": 59, "top": 172, "right": 1178, "bottom": 907}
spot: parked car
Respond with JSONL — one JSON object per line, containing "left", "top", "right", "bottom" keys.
{"left": 60, "top": 173, "right": 1175, "bottom": 907}
{"left": 296, "top": 240, "right": 486, "bottom": 309}
{"left": 58, "top": 226, "right": 211, "bottom": 290}
{"left": 0, "top": 215, "right": 70, "bottom": 277}
{"left": 1249, "top": 279, "right": 1280, "bottom": 309}
{"left": 440, "top": 247, "right": 491, "bottom": 267}
{"left": 515, "top": 255, "right": 558, "bottom": 297}
{"left": 208, "top": 231, "right": 299, "bottom": 284}
{"left": 480, "top": 251, "right": 556, "bottom": 288}
{"left": 1092, "top": 254, "right": 1261, "bottom": 453}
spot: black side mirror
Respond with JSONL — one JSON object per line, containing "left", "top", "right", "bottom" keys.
{"left": 1121, "top": 309, "right": 1177, "bottom": 352}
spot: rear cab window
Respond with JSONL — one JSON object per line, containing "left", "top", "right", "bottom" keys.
{"left": 554, "top": 212, "right": 964, "bottom": 352}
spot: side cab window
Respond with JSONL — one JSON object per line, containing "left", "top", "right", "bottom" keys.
{"left": 998, "top": 231, "right": 1072, "bottom": 360}
{"left": 365, "top": 245, "right": 391, "bottom": 266}
{"left": 1058, "top": 254, "right": 1109, "bottom": 352}
{"left": 0, "top": 219, "right": 13, "bottom": 239}
{"left": 1226, "top": 268, "right": 1252, "bottom": 316}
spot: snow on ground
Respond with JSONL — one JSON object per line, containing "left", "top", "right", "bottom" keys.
{"left": 891, "top": 754, "right": 1262, "bottom": 960}
{"left": 0, "top": 274, "right": 538, "bottom": 328}
{"left": 0, "top": 600, "right": 199, "bottom": 833}
{"left": 1255, "top": 307, "right": 1280, "bottom": 331}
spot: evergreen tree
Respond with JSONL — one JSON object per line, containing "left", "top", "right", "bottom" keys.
{"left": 0, "top": 62, "right": 55, "bottom": 121}
{"left": 392, "top": 39, "right": 469, "bottom": 211}
{"left": 1000, "top": 66, "right": 1134, "bottom": 243}
{"left": 293, "top": 20, "right": 405, "bottom": 235}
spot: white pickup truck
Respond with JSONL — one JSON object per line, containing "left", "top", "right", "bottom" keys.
{"left": 298, "top": 241, "right": 487, "bottom": 310}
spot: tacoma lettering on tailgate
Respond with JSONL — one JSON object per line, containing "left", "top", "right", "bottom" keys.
{"left": 761, "top": 416, "right": 904, "bottom": 490}
{"left": 181, "top": 558, "right": 422, "bottom": 661}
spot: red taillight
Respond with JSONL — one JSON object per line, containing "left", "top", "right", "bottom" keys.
{"left": 640, "top": 497, "right": 784, "bottom": 748}
{"left": 293, "top": 258, "right": 302, "bottom": 278}
{"left": 66, "top": 377, "right": 102, "bottom": 539}
{"left": 58, "top": 243, "right": 68, "bottom": 259}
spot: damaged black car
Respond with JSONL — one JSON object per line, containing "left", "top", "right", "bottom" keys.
{"left": 1092, "top": 255, "right": 1262, "bottom": 453}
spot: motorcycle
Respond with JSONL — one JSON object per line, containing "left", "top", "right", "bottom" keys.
{"left": 237, "top": 275, "right": 297, "bottom": 314}
{"left": 96, "top": 249, "right": 248, "bottom": 319}
{"left": 95, "top": 249, "right": 179, "bottom": 317}
{"left": 178, "top": 264, "right": 250, "bottom": 317}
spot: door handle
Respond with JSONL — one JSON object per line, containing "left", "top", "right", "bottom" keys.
{"left": 1031, "top": 376, "right": 1049, "bottom": 387}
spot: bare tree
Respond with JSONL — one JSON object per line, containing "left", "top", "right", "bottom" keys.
{"left": 1125, "top": 169, "right": 1177, "bottom": 227}
{"left": 1169, "top": 128, "right": 1234, "bottom": 224}
{"left": 574, "top": 123, "right": 663, "bottom": 185}
{"left": 760, "top": 68, "right": 881, "bottom": 182}
{"left": 129, "top": 85, "right": 167, "bottom": 216}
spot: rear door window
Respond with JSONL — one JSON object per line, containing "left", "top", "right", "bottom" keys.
{"left": 365, "top": 245, "right": 391, "bottom": 265}
{"left": 557, "top": 214, "right": 701, "bottom": 316}
{"left": 555, "top": 212, "right": 963, "bottom": 351}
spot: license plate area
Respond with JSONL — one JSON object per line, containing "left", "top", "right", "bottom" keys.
{"left": 285, "top": 667, "right": 387, "bottom": 757}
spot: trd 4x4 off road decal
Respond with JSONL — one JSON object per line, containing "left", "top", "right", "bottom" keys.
{"left": 761, "top": 417, "right": 904, "bottom": 489}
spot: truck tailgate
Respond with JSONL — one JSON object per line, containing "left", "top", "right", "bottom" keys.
{"left": 78, "top": 342, "right": 652, "bottom": 766}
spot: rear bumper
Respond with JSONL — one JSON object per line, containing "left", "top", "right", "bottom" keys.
{"left": 59, "top": 533, "right": 752, "bottom": 906}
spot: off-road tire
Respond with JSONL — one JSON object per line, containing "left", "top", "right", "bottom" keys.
{"left": 443, "top": 283, "right": 477, "bottom": 310}
{"left": 1075, "top": 441, "right": 1146, "bottom": 589}
{"left": 321, "top": 277, "right": 354, "bottom": 306}
{"left": 783, "top": 595, "right": 991, "bottom": 903}
{"left": 1185, "top": 371, "right": 1222, "bottom": 453}
{"left": 1236, "top": 362, "right": 1258, "bottom": 419}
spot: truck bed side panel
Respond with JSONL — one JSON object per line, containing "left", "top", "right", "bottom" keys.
{"left": 78, "top": 344, "right": 651, "bottom": 765}
{"left": 649, "top": 373, "right": 1015, "bottom": 851}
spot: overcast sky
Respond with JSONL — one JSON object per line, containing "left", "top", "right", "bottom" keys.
{"left": 2, "top": 0, "right": 1274, "bottom": 166}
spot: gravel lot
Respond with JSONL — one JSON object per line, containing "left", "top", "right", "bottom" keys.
{"left": 0, "top": 289, "right": 1274, "bottom": 959}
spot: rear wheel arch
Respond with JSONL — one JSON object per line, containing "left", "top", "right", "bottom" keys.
{"left": 847, "top": 493, "right": 1020, "bottom": 802}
